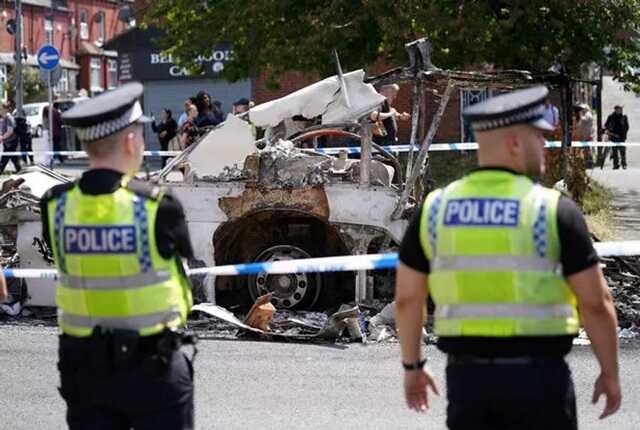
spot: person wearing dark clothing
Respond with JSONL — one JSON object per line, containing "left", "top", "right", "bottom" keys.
{"left": 396, "top": 87, "right": 621, "bottom": 430}
{"left": 371, "top": 84, "right": 410, "bottom": 146}
{"left": 151, "top": 109, "right": 178, "bottom": 168}
{"left": 41, "top": 84, "right": 195, "bottom": 430}
{"left": 52, "top": 103, "right": 65, "bottom": 164}
{"left": 604, "top": 105, "right": 629, "bottom": 169}
{"left": 0, "top": 102, "right": 21, "bottom": 175}
{"left": 14, "top": 114, "right": 34, "bottom": 165}
{"left": 194, "top": 91, "right": 223, "bottom": 128}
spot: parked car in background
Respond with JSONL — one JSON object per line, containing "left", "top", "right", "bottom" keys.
{"left": 19, "top": 102, "right": 48, "bottom": 137}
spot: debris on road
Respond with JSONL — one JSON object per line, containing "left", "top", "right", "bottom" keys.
{"left": 191, "top": 302, "right": 363, "bottom": 341}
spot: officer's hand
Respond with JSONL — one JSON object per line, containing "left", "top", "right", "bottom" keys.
{"left": 404, "top": 367, "right": 439, "bottom": 413}
{"left": 592, "top": 372, "right": 622, "bottom": 419}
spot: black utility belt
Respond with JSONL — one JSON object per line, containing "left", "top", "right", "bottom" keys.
{"left": 61, "top": 328, "right": 197, "bottom": 357}
{"left": 447, "top": 354, "right": 565, "bottom": 366}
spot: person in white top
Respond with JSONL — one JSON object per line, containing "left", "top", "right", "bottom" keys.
{"left": 543, "top": 98, "right": 560, "bottom": 130}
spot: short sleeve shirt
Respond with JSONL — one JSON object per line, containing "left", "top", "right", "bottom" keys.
{"left": 1, "top": 114, "right": 16, "bottom": 145}
{"left": 399, "top": 168, "right": 600, "bottom": 357}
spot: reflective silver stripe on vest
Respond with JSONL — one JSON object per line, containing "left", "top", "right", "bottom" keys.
{"left": 436, "top": 303, "right": 574, "bottom": 320}
{"left": 60, "top": 309, "right": 182, "bottom": 330}
{"left": 59, "top": 271, "right": 170, "bottom": 290}
{"left": 432, "top": 255, "right": 559, "bottom": 272}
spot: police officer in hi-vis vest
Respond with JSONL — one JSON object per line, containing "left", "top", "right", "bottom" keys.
{"left": 395, "top": 86, "right": 621, "bottom": 429}
{"left": 40, "top": 83, "right": 196, "bottom": 430}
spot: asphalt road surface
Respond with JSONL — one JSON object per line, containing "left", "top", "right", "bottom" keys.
{"left": 0, "top": 325, "right": 638, "bottom": 430}
{"left": 590, "top": 147, "right": 640, "bottom": 240}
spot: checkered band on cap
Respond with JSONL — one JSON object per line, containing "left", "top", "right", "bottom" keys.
{"left": 471, "top": 104, "right": 545, "bottom": 132}
{"left": 75, "top": 102, "right": 144, "bottom": 142}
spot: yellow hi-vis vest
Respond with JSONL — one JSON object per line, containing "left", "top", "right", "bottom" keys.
{"left": 419, "top": 170, "right": 580, "bottom": 337}
{"left": 48, "top": 179, "right": 193, "bottom": 337}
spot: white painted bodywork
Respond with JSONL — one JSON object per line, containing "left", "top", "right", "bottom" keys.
{"left": 249, "top": 70, "right": 385, "bottom": 127}
{"left": 186, "top": 114, "right": 256, "bottom": 178}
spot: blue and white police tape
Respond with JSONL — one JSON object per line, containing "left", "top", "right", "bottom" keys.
{"left": 0, "top": 253, "right": 398, "bottom": 279}
{"left": 0, "top": 150, "right": 183, "bottom": 157}
{"left": 3, "top": 240, "right": 640, "bottom": 279}
{"left": 314, "top": 141, "right": 640, "bottom": 155}
{"left": 0, "top": 141, "right": 636, "bottom": 158}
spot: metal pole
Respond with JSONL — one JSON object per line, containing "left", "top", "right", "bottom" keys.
{"left": 48, "top": 71, "right": 53, "bottom": 166}
{"left": 405, "top": 79, "right": 423, "bottom": 182}
{"left": 15, "top": 0, "right": 24, "bottom": 113}
{"left": 392, "top": 81, "right": 454, "bottom": 219}
{"left": 596, "top": 66, "right": 604, "bottom": 141}
{"left": 359, "top": 119, "right": 372, "bottom": 186}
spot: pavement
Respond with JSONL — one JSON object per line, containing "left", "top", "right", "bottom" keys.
{"left": 0, "top": 325, "right": 638, "bottom": 430}
{"left": 589, "top": 147, "right": 640, "bottom": 240}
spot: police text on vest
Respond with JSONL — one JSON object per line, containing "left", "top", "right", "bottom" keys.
{"left": 64, "top": 226, "right": 137, "bottom": 254}
{"left": 443, "top": 198, "right": 520, "bottom": 227}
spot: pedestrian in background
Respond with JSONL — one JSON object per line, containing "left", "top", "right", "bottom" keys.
{"left": 194, "top": 91, "right": 223, "bottom": 127}
{"left": 52, "top": 102, "right": 65, "bottom": 164}
{"left": 370, "top": 84, "right": 410, "bottom": 146}
{"left": 41, "top": 83, "right": 196, "bottom": 429}
{"left": 14, "top": 110, "right": 34, "bottom": 165}
{"left": 152, "top": 108, "right": 178, "bottom": 168}
{"left": 0, "top": 102, "right": 21, "bottom": 175}
{"left": 396, "top": 86, "right": 621, "bottom": 430}
{"left": 177, "top": 99, "right": 193, "bottom": 129}
{"left": 605, "top": 105, "right": 629, "bottom": 170}
{"left": 575, "top": 103, "right": 594, "bottom": 168}
{"left": 180, "top": 103, "right": 199, "bottom": 149}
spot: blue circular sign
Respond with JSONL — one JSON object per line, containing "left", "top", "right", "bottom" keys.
{"left": 37, "top": 45, "right": 60, "bottom": 70}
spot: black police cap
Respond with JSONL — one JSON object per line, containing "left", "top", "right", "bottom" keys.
{"left": 463, "top": 86, "right": 553, "bottom": 132}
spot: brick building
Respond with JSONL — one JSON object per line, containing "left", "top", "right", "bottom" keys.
{"left": 0, "top": 0, "right": 133, "bottom": 102}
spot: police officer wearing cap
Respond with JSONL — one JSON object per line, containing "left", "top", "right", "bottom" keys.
{"left": 395, "top": 86, "right": 621, "bottom": 429}
{"left": 40, "top": 83, "right": 196, "bottom": 429}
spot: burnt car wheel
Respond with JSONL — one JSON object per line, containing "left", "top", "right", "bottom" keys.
{"left": 247, "top": 244, "right": 322, "bottom": 309}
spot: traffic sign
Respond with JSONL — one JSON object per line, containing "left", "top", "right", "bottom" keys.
{"left": 37, "top": 44, "right": 60, "bottom": 70}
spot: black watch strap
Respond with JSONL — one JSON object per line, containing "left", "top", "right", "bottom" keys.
{"left": 402, "top": 359, "right": 426, "bottom": 371}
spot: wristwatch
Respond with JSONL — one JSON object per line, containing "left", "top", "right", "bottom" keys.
{"left": 402, "top": 359, "right": 427, "bottom": 371}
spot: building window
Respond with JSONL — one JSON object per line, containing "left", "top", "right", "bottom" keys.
{"left": 90, "top": 58, "right": 103, "bottom": 92}
{"left": 79, "top": 10, "right": 89, "bottom": 40}
{"left": 56, "top": 69, "right": 69, "bottom": 95}
{"left": 107, "top": 60, "right": 118, "bottom": 89}
{"left": 0, "top": 65, "right": 7, "bottom": 102}
{"left": 69, "top": 71, "right": 78, "bottom": 93}
{"left": 44, "top": 17, "right": 53, "bottom": 43}
{"left": 95, "top": 12, "right": 106, "bottom": 43}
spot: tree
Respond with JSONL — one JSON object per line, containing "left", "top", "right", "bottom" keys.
{"left": 143, "top": 1, "right": 640, "bottom": 87}
{"left": 3, "top": 67, "right": 46, "bottom": 106}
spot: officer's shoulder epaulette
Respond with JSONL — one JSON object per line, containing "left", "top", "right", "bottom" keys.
{"left": 125, "top": 179, "right": 165, "bottom": 201}
{"left": 41, "top": 181, "right": 76, "bottom": 203}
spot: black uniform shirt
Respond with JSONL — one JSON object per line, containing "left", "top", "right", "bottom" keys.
{"left": 40, "top": 169, "right": 194, "bottom": 261}
{"left": 399, "top": 167, "right": 600, "bottom": 357}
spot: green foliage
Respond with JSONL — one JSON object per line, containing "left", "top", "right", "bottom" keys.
{"left": 583, "top": 179, "right": 613, "bottom": 215}
{"left": 3, "top": 67, "right": 46, "bottom": 105}
{"left": 144, "top": 1, "right": 640, "bottom": 87}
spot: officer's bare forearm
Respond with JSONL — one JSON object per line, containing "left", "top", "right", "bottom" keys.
{"left": 0, "top": 270, "right": 7, "bottom": 302}
{"left": 395, "top": 263, "right": 428, "bottom": 363}
{"left": 569, "top": 265, "right": 619, "bottom": 377}
{"left": 581, "top": 294, "right": 619, "bottom": 377}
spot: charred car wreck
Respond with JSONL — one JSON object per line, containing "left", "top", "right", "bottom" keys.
{"left": 4, "top": 40, "right": 547, "bottom": 311}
